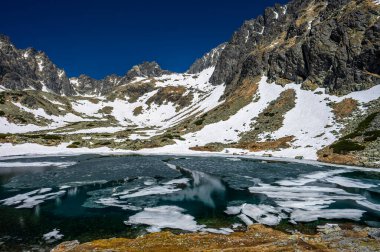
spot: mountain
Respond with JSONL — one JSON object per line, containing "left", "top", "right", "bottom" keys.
{"left": 211, "top": 0, "right": 380, "bottom": 96}
{"left": 0, "top": 35, "right": 74, "bottom": 95}
{"left": 187, "top": 43, "right": 227, "bottom": 74}
{"left": 0, "top": 0, "right": 379, "bottom": 168}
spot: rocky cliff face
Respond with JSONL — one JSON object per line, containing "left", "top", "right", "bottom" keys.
{"left": 211, "top": 0, "right": 380, "bottom": 96}
{"left": 0, "top": 35, "right": 172, "bottom": 96}
{"left": 125, "top": 61, "right": 172, "bottom": 80}
{"left": 0, "top": 35, "right": 75, "bottom": 95}
{"left": 187, "top": 43, "right": 227, "bottom": 74}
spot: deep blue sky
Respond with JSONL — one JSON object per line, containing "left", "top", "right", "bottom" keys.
{"left": 0, "top": 0, "right": 288, "bottom": 79}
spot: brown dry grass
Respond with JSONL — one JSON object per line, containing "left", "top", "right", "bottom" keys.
{"left": 189, "top": 145, "right": 222, "bottom": 152}
{"left": 53, "top": 224, "right": 334, "bottom": 252}
{"left": 317, "top": 147, "right": 360, "bottom": 166}
{"left": 331, "top": 98, "right": 358, "bottom": 119}
{"left": 189, "top": 136, "right": 294, "bottom": 153}
{"left": 235, "top": 136, "right": 294, "bottom": 152}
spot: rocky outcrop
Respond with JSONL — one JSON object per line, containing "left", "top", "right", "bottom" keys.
{"left": 187, "top": 43, "right": 227, "bottom": 74}
{"left": 125, "top": 61, "right": 171, "bottom": 80}
{"left": 70, "top": 74, "right": 123, "bottom": 96}
{"left": 0, "top": 35, "right": 75, "bottom": 96}
{"left": 0, "top": 36, "right": 172, "bottom": 96}
{"left": 71, "top": 61, "right": 171, "bottom": 95}
{"left": 211, "top": 0, "right": 380, "bottom": 96}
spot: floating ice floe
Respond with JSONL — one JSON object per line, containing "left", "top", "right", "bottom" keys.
{"left": 0, "top": 188, "right": 65, "bottom": 208}
{"left": 118, "top": 185, "right": 181, "bottom": 199}
{"left": 275, "top": 169, "right": 347, "bottom": 186}
{"left": 95, "top": 197, "right": 141, "bottom": 211}
{"left": 92, "top": 178, "right": 189, "bottom": 210}
{"left": 225, "top": 204, "right": 284, "bottom": 226}
{"left": 125, "top": 205, "right": 205, "bottom": 232}
{"left": 324, "top": 176, "right": 378, "bottom": 189}
{"left": 223, "top": 167, "right": 380, "bottom": 225}
{"left": 43, "top": 228, "right": 64, "bottom": 243}
{"left": 125, "top": 205, "right": 234, "bottom": 234}
{"left": 163, "top": 178, "right": 189, "bottom": 185}
{"left": 356, "top": 200, "right": 380, "bottom": 212}
{"left": 290, "top": 209, "right": 365, "bottom": 222}
{"left": 201, "top": 227, "right": 234, "bottom": 235}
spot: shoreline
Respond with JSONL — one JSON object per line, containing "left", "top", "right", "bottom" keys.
{"left": 52, "top": 223, "right": 380, "bottom": 252}
{"left": 0, "top": 142, "right": 379, "bottom": 171}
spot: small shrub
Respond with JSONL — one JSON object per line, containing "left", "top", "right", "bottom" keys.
{"left": 42, "top": 135, "right": 62, "bottom": 140}
{"left": 194, "top": 118, "right": 204, "bottom": 126}
{"left": 331, "top": 140, "right": 365, "bottom": 154}
{"left": 0, "top": 133, "right": 11, "bottom": 139}
{"left": 99, "top": 141, "right": 112, "bottom": 146}
{"left": 67, "top": 141, "right": 81, "bottom": 148}
{"left": 357, "top": 112, "right": 378, "bottom": 132}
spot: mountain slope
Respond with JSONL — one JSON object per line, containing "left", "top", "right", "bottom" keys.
{"left": 211, "top": 0, "right": 380, "bottom": 97}
{"left": 0, "top": 0, "right": 379, "bottom": 167}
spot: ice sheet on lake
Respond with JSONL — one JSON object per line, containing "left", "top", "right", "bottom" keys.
{"left": 0, "top": 161, "right": 76, "bottom": 168}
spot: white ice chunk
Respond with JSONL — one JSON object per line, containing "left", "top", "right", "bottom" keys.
{"left": 291, "top": 209, "right": 365, "bottom": 222}
{"left": 119, "top": 185, "right": 181, "bottom": 199}
{"left": 324, "top": 176, "right": 378, "bottom": 189}
{"left": 125, "top": 205, "right": 205, "bottom": 232}
{"left": 43, "top": 228, "right": 64, "bottom": 243}
{"left": 356, "top": 200, "right": 380, "bottom": 212}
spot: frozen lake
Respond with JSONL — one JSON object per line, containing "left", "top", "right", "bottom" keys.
{"left": 0, "top": 154, "right": 379, "bottom": 250}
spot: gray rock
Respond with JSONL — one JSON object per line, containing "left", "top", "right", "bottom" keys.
{"left": 0, "top": 35, "right": 75, "bottom": 95}
{"left": 187, "top": 43, "right": 227, "bottom": 74}
{"left": 125, "top": 61, "right": 171, "bottom": 81}
{"left": 70, "top": 61, "right": 171, "bottom": 95}
{"left": 317, "top": 223, "right": 341, "bottom": 234}
{"left": 210, "top": 0, "right": 380, "bottom": 96}
{"left": 368, "top": 229, "right": 380, "bottom": 240}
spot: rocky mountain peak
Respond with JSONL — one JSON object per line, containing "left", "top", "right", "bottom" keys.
{"left": 125, "top": 61, "right": 171, "bottom": 81}
{"left": 211, "top": 0, "right": 380, "bottom": 96}
{"left": 0, "top": 35, "right": 75, "bottom": 96}
{"left": 187, "top": 43, "right": 227, "bottom": 74}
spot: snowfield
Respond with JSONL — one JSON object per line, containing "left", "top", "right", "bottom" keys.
{"left": 0, "top": 65, "right": 379, "bottom": 161}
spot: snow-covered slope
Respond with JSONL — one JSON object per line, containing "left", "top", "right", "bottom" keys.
{"left": 0, "top": 63, "right": 379, "bottom": 165}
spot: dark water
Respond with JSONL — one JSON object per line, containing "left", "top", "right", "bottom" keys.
{"left": 0, "top": 154, "right": 379, "bottom": 251}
